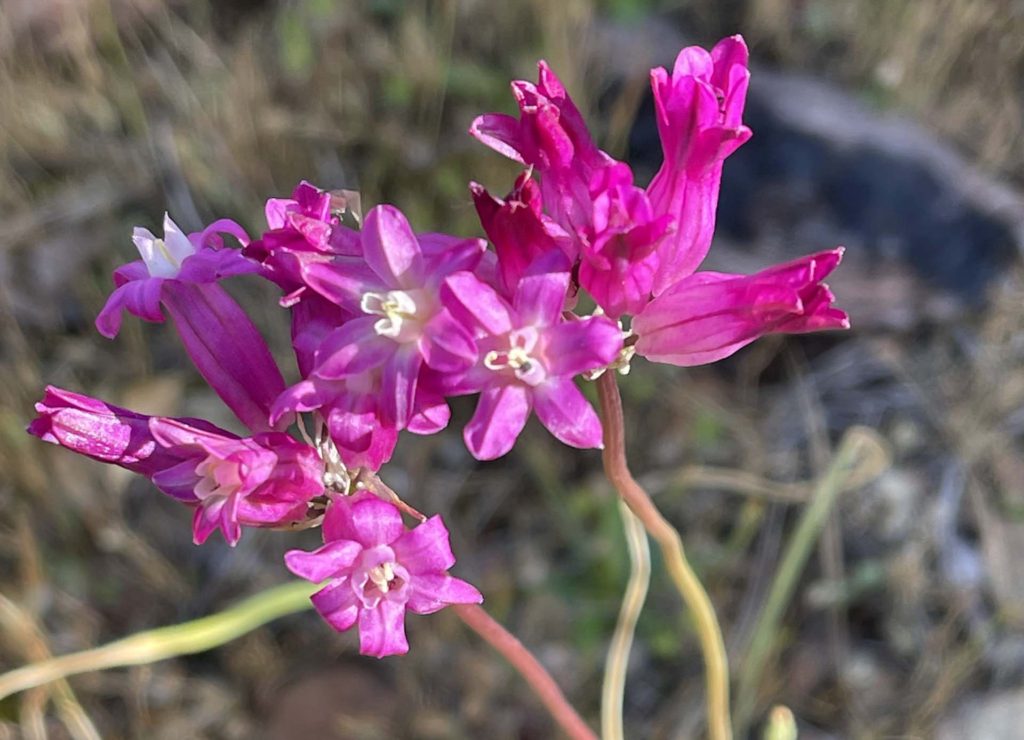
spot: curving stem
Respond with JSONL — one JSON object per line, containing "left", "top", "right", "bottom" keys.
{"left": 453, "top": 604, "right": 598, "bottom": 740}
{"left": 596, "top": 371, "right": 733, "bottom": 740}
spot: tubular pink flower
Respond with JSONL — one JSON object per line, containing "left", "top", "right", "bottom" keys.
{"left": 470, "top": 174, "right": 572, "bottom": 297}
{"left": 296, "top": 205, "right": 484, "bottom": 430}
{"left": 161, "top": 281, "right": 288, "bottom": 433}
{"left": 244, "top": 181, "right": 361, "bottom": 306}
{"left": 28, "top": 386, "right": 204, "bottom": 478}
{"left": 578, "top": 177, "right": 673, "bottom": 318}
{"left": 96, "top": 213, "right": 257, "bottom": 338}
{"left": 633, "top": 248, "right": 850, "bottom": 366}
{"left": 647, "top": 35, "right": 753, "bottom": 295}
{"left": 441, "top": 263, "right": 624, "bottom": 460}
{"left": 470, "top": 62, "right": 626, "bottom": 247}
{"left": 94, "top": 214, "right": 283, "bottom": 432}
{"left": 28, "top": 387, "right": 324, "bottom": 546}
{"left": 285, "top": 491, "right": 482, "bottom": 658}
{"left": 149, "top": 418, "right": 324, "bottom": 546}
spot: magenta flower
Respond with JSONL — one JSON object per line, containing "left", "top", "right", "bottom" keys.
{"left": 633, "top": 248, "right": 850, "bottom": 366}
{"left": 148, "top": 418, "right": 324, "bottom": 546}
{"left": 470, "top": 62, "right": 616, "bottom": 242}
{"left": 441, "top": 264, "right": 624, "bottom": 460}
{"left": 647, "top": 35, "right": 752, "bottom": 295}
{"left": 470, "top": 174, "right": 572, "bottom": 297}
{"left": 95, "top": 214, "right": 285, "bottom": 432}
{"left": 244, "top": 181, "right": 362, "bottom": 306}
{"left": 296, "top": 205, "right": 484, "bottom": 430}
{"left": 96, "top": 213, "right": 257, "bottom": 338}
{"left": 28, "top": 386, "right": 204, "bottom": 477}
{"left": 285, "top": 492, "right": 482, "bottom": 658}
{"left": 578, "top": 176, "right": 673, "bottom": 318}
{"left": 29, "top": 387, "right": 324, "bottom": 546}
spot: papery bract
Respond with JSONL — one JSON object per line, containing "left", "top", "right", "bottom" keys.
{"left": 441, "top": 263, "right": 623, "bottom": 460}
{"left": 633, "top": 248, "right": 849, "bottom": 366}
{"left": 285, "top": 491, "right": 482, "bottom": 658}
{"left": 647, "top": 35, "right": 752, "bottom": 295}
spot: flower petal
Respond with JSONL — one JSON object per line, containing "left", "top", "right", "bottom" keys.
{"left": 405, "top": 575, "right": 483, "bottom": 615}
{"left": 324, "top": 494, "right": 405, "bottom": 548}
{"left": 361, "top": 206, "right": 424, "bottom": 288}
{"left": 310, "top": 581, "right": 360, "bottom": 632}
{"left": 95, "top": 277, "right": 165, "bottom": 339}
{"left": 285, "top": 541, "right": 364, "bottom": 582}
{"left": 357, "top": 599, "right": 409, "bottom": 658}
{"left": 533, "top": 377, "right": 603, "bottom": 449}
{"left": 391, "top": 516, "right": 455, "bottom": 574}
{"left": 464, "top": 383, "right": 532, "bottom": 461}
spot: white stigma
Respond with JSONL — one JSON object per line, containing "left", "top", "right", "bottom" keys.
{"left": 360, "top": 290, "right": 419, "bottom": 339}
{"left": 483, "top": 329, "right": 545, "bottom": 385}
{"left": 368, "top": 562, "right": 396, "bottom": 594}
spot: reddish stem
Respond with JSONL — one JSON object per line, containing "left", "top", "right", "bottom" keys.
{"left": 453, "top": 604, "right": 598, "bottom": 740}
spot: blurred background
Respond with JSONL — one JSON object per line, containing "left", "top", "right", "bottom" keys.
{"left": 2, "top": 0, "right": 1024, "bottom": 738}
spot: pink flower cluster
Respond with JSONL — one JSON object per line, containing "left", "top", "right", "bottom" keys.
{"left": 27, "top": 36, "right": 847, "bottom": 657}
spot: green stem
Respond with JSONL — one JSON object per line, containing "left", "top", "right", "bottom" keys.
{"left": 734, "top": 428, "right": 883, "bottom": 732}
{"left": 0, "top": 580, "right": 318, "bottom": 701}
{"left": 601, "top": 501, "right": 651, "bottom": 740}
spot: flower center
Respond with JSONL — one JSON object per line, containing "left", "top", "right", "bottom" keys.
{"left": 360, "top": 290, "right": 421, "bottom": 339}
{"left": 368, "top": 562, "right": 397, "bottom": 594}
{"left": 483, "top": 328, "right": 545, "bottom": 386}
{"left": 193, "top": 455, "right": 243, "bottom": 502}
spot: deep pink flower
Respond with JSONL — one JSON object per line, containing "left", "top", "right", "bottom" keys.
{"left": 441, "top": 262, "right": 624, "bottom": 460}
{"left": 244, "top": 181, "right": 361, "bottom": 306}
{"left": 470, "top": 62, "right": 628, "bottom": 247}
{"left": 470, "top": 174, "right": 572, "bottom": 297}
{"left": 296, "top": 205, "right": 484, "bottom": 430}
{"left": 28, "top": 386, "right": 204, "bottom": 477}
{"left": 28, "top": 387, "right": 324, "bottom": 546}
{"left": 633, "top": 248, "right": 850, "bottom": 366}
{"left": 285, "top": 491, "right": 482, "bottom": 658}
{"left": 96, "top": 213, "right": 257, "bottom": 337}
{"left": 647, "top": 35, "right": 752, "bottom": 295}
{"left": 95, "top": 214, "right": 285, "bottom": 432}
{"left": 578, "top": 176, "right": 673, "bottom": 318}
{"left": 149, "top": 418, "right": 324, "bottom": 546}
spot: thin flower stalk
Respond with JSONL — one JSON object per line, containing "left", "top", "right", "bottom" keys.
{"left": 453, "top": 604, "right": 598, "bottom": 740}
{"left": 601, "top": 501, "right": 650, "bottom": 740}
{"left": 596, "top": 371, "right": 732, "bottom": 740}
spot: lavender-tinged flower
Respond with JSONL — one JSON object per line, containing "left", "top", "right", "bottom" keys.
{"left": 441, "top": 263, "right": 624, "bottom": 460}
{"left": 285, "top": 492, "right": 482, "bottom": 658}
{"left": 96, "top": 213, "right": 257, "bottom": 338}
{"left": 149, "top": 418, "right": 324, "bottom": 546}
{"left": 29, "top": 387, "right": 324, "bottom": 546}
{"left": 95, "top": 214, "right": 285, "bottom": 432}
{"left": 647, "top": 35, "right": 752, "bottom": 295}
{"left": 28, "top": 386, "right": 203, "bottom": 477}
{"left": 296, "top": 205, "right": 484, "bottom": 430}
{"left": 633, "top": 248, "right": 850, "bottom": 366}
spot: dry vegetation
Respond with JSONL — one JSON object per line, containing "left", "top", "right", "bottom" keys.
{"left": 1, "top": 1, "right": 1023, "bottom": 738}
